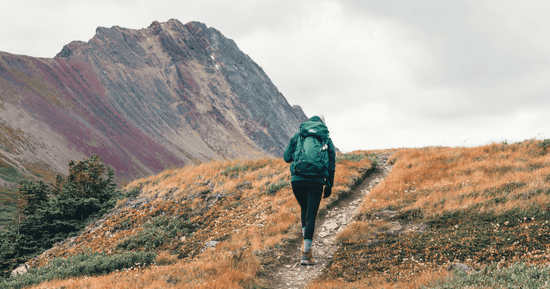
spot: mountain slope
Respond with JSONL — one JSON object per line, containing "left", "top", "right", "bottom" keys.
{"left": 0, "top": 19, "right": 307, "bottom": 185}
{"left": 0, "top": 151, "right": 376, "bottom": 288}
{"left": 310, "top": 140, "right": 550, "bottom": 288}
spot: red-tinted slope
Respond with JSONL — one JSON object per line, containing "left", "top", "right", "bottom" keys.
{"left": 0, "top": 54, "right": 182, "bottom": 177}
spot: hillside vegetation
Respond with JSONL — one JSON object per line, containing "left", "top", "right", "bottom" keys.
{"left": 5, "top": 140, "right": 550, "bottom": 288}
{"left": 310, "top": 139, "right": 550, "bottom": 288}
{"left": 1, "top": 151, "right": 375, "bottom": 288}
{"left": 0, "top": 155, "right": 120, "bottom": 280}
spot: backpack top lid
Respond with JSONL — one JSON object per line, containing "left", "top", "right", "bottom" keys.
{"left": 299, "top": 118, "right": 329, "bottom": 141}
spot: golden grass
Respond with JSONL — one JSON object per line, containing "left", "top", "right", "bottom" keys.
{"left": 361, "top": 141, "right": 550, "bottom": 217}
{"left": 316, "top": 140, "right": 550, "bottom": 288}
{"left": 29, "top": 153, "right": 375, "bottom": 288}
{"left": 32, "top": 249, "right": 262, "bottom": 289}
{"left": 308, "top": 268, "right": 449, "bottom": 289}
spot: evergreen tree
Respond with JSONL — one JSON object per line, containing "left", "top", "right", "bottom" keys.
{"left": 0, "top": 155, "right": 120, "bottom": 278}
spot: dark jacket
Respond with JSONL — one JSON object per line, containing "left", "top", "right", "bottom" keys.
{"left": 284, "top": 116, "right": 336, "bottom": 186}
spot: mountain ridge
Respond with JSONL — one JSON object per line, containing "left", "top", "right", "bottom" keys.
{"left": 0, "top": 19, "right": 307, "bottom": 184}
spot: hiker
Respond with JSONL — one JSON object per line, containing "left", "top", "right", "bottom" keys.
{"left": 284, "top": 114, "right": 336, "bottom": 265}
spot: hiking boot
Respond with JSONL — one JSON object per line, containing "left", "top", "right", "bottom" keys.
{"left": 301, "top": 250, "right": 315, "bottom": 265}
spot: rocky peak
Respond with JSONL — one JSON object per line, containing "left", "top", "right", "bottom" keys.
{"left": 0, "top": 19, "right": 306, "bottom": 182}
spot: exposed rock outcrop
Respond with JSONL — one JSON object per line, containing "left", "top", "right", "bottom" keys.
{"left": 0, "top": 19, "right": 305, "bottom": 182}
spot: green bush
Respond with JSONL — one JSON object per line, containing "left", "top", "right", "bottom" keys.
{"left": 124, "top": 187, "right": 141, "bottom": 199}
{"left": 220, "top": 164, "right": 249, "bottom": 176}
{"left": 540, "top": 139, "right": 550, "bottom": 151}
{"left": 116, "top": 215, "right": 194, "bottom": 252}
{"left": 265, "top": 179, "right": 290, "bottom": 195}
{"left": 1, "top": 251, "right": 156, "bottom": 289}
{"left": 0, "top": 155, "right": 121, "bottom": 278}
{"left": 425, "top": 262, "right": 550, "bottom": 289}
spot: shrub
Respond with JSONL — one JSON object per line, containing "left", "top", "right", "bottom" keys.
{"left": 220, "top": 164, "right": 249, "bottom": 176}
{"left": 425, "top": 262, "right": 550, "bottom": 289}
{"left": 116, "top": 215, "right": 194, "bottom": 252}
{"left": 540, "top": 139, "right": 550, "bottom": 151}
{"left": 0, "top": 251, "right": 156, "bottom": 289}
{"left": 264, "top": 179, "right": 290, "bottom": 195}
{"left": 0, "top": 155, "right": 120, "bottom": 278}
{"left": 124, "top": 187, "right": 141, "bottom": 199}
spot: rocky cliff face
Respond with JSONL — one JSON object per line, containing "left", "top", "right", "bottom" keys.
{"left": 0, "top": 19, "right": 307, "bottom": 183}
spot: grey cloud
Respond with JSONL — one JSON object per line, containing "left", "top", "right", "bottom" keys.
{"left": 338, "top": 0, "right": 550, "bottom": 89}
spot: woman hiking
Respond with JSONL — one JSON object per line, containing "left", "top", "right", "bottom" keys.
{"left": 284, "top": 114, "right": 336, "bottom": 265}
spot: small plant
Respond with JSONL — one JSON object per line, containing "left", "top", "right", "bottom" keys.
{"left": 155, "top": 250, "right": 179, "bottom": 265}
{"left": 220, "top": 164, "right": 249, "bottom": 177}
{"left": 539, "top": 139, "right": 550, "bottom": 151}
{"left": 264, "top": 179, "right": 290, "bottom": 195}
{"left": 124, "top": 187, "right": 141, "bottom": 199}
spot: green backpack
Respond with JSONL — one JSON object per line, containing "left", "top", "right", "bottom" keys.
{"left": 290, "top": 120, "right": 330, "bottom": 180}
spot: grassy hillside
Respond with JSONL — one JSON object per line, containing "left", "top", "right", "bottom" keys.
{"left": 310, "top": 140, "right": 550, "bottom": 288}
{"left": 6, "top": 140, "right": 550, "bottom": 288}
{"left": 2, "top": 152, "right": 376, "bottom": 288}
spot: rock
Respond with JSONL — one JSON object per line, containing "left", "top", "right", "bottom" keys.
{"left": 448, "top": 263, "right": 475, "bottom": 273}
{"left": 207, "top": 193, "right": 225, "bottom": 207}
{"left": 324, "top": 222, "right": 339, "bottom": 231}
{"left": 201, "top": 240, "right": 219, "bottom": 252}
{"left": 11, "top": 263, "right": 29, "bottom": 277}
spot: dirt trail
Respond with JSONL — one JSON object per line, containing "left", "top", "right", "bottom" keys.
{"left": 267, "top": 155, "right": 392, "bottom": 288}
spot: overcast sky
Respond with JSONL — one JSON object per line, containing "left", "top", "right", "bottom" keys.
{"left": 1, "top": 0, "right": 549, "bottom": 152}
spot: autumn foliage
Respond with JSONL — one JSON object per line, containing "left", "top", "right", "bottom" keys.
{"left": 7, "top": 140, "right": 550, "bottom": 288}
{"left": 3, "top": 152, "right": 374, "bottom": 288}
{"left": 310, "top": 140, "right": 550, "bottom": 288}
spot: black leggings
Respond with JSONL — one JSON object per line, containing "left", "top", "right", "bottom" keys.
{"left": 292, "top": 181, "right": 323, "bottom": 240}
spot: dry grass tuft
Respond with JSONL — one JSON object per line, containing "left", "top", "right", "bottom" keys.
{"left": 154, "top": 251, "right": 179, "bottom": 266}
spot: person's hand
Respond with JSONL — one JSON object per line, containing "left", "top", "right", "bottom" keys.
{"left": 323, "top": 186, "right": 332, "bottom": 198}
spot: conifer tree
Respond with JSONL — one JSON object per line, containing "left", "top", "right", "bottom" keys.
{"left": 0, "top": 155, "right": 120, "bottom": 279}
